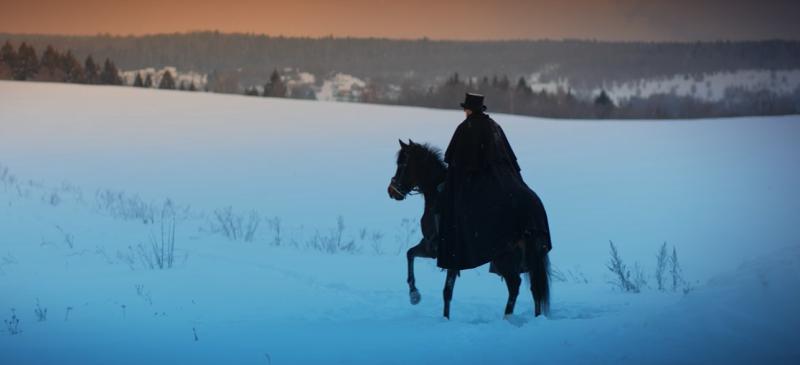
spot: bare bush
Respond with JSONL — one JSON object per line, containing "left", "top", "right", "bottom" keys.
{"left": 116, "top": 203, "right": 179, "bottom": 270}
{"left": 306, "top": 216, "right": 359, "bottom": 254}
{"left": 211, "top": 206, "right": 260, "bottom": 242}
{"left": 46, "top": 191, "right": 61, "bottom": 206}
{"left": 95, "top": 189, "right": 156, "bottom": 224}
{"left": 655, "top": 242, "right": 668, "bottom": 291}
{"left": 551, "top": 265, "right": 590, "bottom": 284}
{"left": 4, "top": 309, "right": 21, "bottom": 335}
{"left": 139, "top": 203, "right": 177, "bottom": 269}
{"left": 670, "top": 246, "right": 685, "bottom": 292}
{"left": 0, "top": 253, "right": 18, "bottom": 275}
{"left": 116, "top": 246, "right": 138, "bottom": 270}
{"left": 632, "top": 262, "right": 648, "bottom": 290}
{"left": 135, "top": 284, "right": 153, "bottom": 305}
{"left": 34, "top": 299, "right": 47, "bottom": 322}
{"left": 266, "top": 216, "right": 281, "bottom": 246}
{"left": 550, "top": 266, "right": 567, "bottom": 282}
{"left": 55, "top": 225, "right": 75, "bottom": 249}
{"left": 0, "top": 165, "right": 18, "bottom": 191}
{"left": 607, "top": 240, "right": 640, "bottom": 293}
{"left": 369, "top": 230, "right": 385, "bottom": 255}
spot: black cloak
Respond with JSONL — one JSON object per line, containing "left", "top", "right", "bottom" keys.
{"left": 437, "top": 112, "right": 551, "bottom": 270}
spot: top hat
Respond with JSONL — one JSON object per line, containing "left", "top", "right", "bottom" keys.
{"left": 460, "top": 93, "right": 487, "bottom": 112}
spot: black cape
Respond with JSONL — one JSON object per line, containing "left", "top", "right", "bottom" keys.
{"left": 437, "top": 112, "right": 551, "bottom": 270}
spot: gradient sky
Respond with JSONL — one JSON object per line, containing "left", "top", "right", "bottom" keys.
{"left": 1, "top": 0, "right": 798, "bottom": 41}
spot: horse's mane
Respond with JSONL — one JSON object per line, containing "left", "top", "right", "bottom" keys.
{"left": 399, "top": 142, "right": 446, "bottom": 170}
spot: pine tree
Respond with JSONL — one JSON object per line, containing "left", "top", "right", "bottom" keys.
{"left": 594, "top": 89, "right": 615, "bottom": 118}
{"left": 144, "top": 74, "right": 153, "bottom": 87}
{"left": 158, "top": 70, "right": 176, "bottom": 89}
{"left": 594, "top": 90, "right": 614, "bottom": 107}
{"left": 496, "top": 75, "right": 510, "bottom": 91}
{"left": 512, "top": 76, "right": 532, "bottom": 114}
{"left": 0, "top": 41, "right": 16, "bottom": 67}
{"left": 40, "top": 46, "right": 60, "bottom": 71}
{"left": 188, "top": 81, "right": 197, "bottom": 91}
{"left": 178, "top": 81, "right": 186, "bottom": 90}
{"left": 263, "top": 69, "right": 286, "bottom": 97}
{"left": 60, "top": 51, "right": 85, "bottom": 83}
{"left": 35, "top": 45, "right": 63, "bottom": 81}
{"left": 99, "top": 58, "right": 122, "bottom": 85}
{"left": 15, "top": 42, "right": 40, "bottom": 80}
{"left": 84, "top": 55, "right": 99, "bottom": 84}
{"left": 133, "top": 72, "right": 144, "bottom": 87}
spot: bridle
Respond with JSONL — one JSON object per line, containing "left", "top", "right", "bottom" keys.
{"left": 390, "top": 160, "right": 421, "bottom": 199}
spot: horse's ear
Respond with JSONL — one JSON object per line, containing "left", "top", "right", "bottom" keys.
{"left": 408, "top": 139, "right": 415, "bottom": 146}
{"left": 399, "top": 139, "right": 408, "bottom": 148}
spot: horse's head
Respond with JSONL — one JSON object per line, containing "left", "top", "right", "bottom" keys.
{"left": 388, "top": 139, "right": 419, "bottom": 201}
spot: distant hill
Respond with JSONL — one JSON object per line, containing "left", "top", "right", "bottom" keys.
{"left": 3, "top": 32, "right": 800, "bottom": 89}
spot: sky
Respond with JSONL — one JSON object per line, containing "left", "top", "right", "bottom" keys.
{"left": 1, "top": 0, "right": 799, "bottom": 41}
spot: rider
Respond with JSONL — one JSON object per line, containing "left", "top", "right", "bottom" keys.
{"left": 437, "top": 93, "right": 530, "bottom": 270}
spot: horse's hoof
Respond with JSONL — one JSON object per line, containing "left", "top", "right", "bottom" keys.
{"left": 409, "top": 290, "right": 421, "bottom": 305}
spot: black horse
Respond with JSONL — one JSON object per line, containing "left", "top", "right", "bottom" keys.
{"left": 388, "top": 139, "right": 550, "bottom": 319}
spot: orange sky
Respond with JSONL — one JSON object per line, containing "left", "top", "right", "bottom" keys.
{"left": 1, "top": 0, "right": 798, "bottom": 41}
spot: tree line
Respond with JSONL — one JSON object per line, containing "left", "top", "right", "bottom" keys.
{"left": 3, "top": 39, "right": 797, "bottom": 119}
{"left": 2, "top": 32, "right": 798, "bottom": 90}
{"left": 0, "top": 41, "right": 198, "bottom": 91}
{"left": 243, "top": 69, "right": 287, "bottom": 97}
{"left": 378, "top": 72, "right": 800, "bottom": 119}
{"left": 0, "top": 41, "right": 123, "bottom": 85}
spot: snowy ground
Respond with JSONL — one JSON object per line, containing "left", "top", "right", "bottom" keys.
{"left": 1, "top": 81, "right": 799, "bottom": 364}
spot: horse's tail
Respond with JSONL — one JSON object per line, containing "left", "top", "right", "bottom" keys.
{"left": 526, "top": 233, "right": 551, "bottom": 317}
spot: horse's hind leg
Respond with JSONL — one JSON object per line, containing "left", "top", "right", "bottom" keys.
{"left": 443, "top": 269, "right": 458, "bottom": 319}
{"left": 407, "top": 239, "right": 435, "bottom": 305}
{"left": 494, "top": 251, "right": 522, "bottom": 317}
{"left": 502, "top": 272, "right": 521, "bottom": 317}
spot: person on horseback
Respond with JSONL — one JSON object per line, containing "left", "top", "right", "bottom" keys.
{"left": 437, "top": 93, "right": 550, "bottom": 271}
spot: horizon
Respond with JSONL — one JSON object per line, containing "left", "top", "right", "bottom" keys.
{"left": 1, "top": 0, "right": 799, "bottom": 42}
{"left": 3, "top": 30, "right": 799, "bottom": 44}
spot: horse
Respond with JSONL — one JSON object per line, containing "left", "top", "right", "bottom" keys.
{"left": 388, "top": 139, "right": 551, "bottom": 319}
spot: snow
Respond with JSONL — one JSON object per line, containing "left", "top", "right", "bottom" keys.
{"left": 316, "top": 73, "right": 366, "bottom": 102}
{"left": 1, "top": 81, "right": 799, "bottom": 364}
{"left": 121, "top": 67, "right": 207, "bottom": 89}
{"left": 607, "top": 70, "right": 800, "bottom": 102}
{"left": 527, "top": 69, "right": 800, "bottom": 102}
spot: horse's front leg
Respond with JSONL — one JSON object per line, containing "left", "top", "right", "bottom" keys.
{"left": 406, "top": 238, "right": 437, "bottom": 305}
{"left": 406, "top": 240, "right": 425, "bottom": 305}
{"left": 443, "top": 269, "right": 459, "bottom": 319}
{"left": 406, "top": 246, "right": 421, "bottom": 305}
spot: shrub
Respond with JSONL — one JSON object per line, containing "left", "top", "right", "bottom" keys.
{"left": 306, "top": 216, "right": 359, "bottom": 254}
{"left": 670, "top": 246, "right": 685, "bottom": 292}
{"left": 606, "top": 240, "right": 640, "bottom": 293}
{"left": 34, "top": 299, "right": 47, "bottom": 322}
{"left": 266, "top": 216, "right": 281, "bottom": 246}
{"left": 95, "top": 189, "right": 156, "bottom": 224}
{"left": 139, "top": 203, "right": 177, "bottom": 269}
{"left": 211, "top": 206, "right": 260, "bottom": 242}
{"left": 655, "top": 242, "right": 668, "bottom": 291}
{"left": 4, "top": 309, "right": 21, "bottom": 335}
